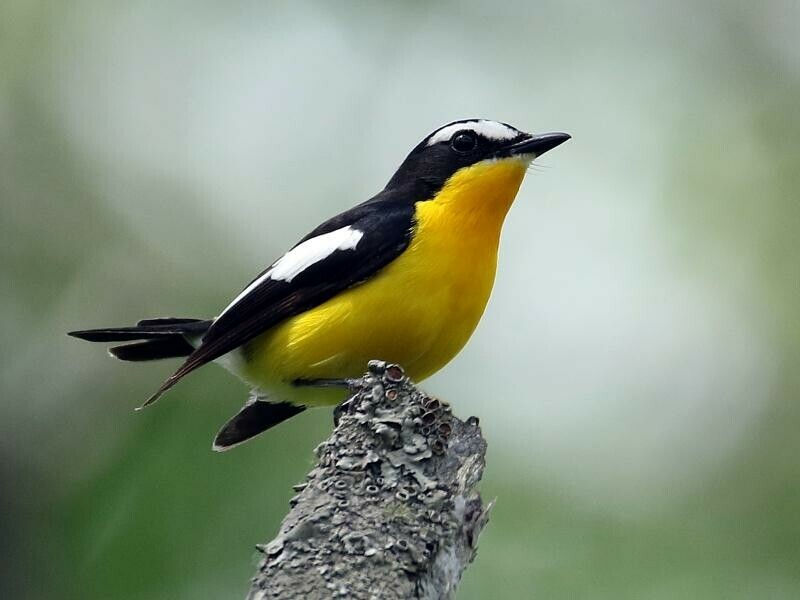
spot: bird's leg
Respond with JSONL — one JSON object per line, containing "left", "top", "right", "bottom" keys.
{"left": 292, "top": 377, "right": 364, "bottom": 427}
{"left": 293, "top": 361, "right": 406, "bottom": 427}
{"left": 293, "top": 377, "right": 362, "bottom": 390}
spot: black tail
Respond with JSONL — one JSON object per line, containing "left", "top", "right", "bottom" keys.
{"left": 213, "top": 394, "right": 306, "bottom": 451}
{"left": 69, "top": 317, "right": 212, "bottom": 362}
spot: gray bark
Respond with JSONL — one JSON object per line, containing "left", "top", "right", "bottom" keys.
{"left": 246, "top": 361, "right": 490, "bottom": 600}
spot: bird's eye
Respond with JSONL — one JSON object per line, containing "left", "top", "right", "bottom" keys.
{"left": 450, "top": 131, "right": 478, "bottom": 154}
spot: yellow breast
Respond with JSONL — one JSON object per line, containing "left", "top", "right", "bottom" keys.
{"left": 243, "top": 158, "right": 528, "bottom": 405}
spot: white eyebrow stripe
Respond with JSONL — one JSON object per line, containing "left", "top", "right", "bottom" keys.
{"left": 217, "top": 225, "right": 364, "bottom": 318}
{"left": 426, "top": 120, "right": 519, "bottom": 146}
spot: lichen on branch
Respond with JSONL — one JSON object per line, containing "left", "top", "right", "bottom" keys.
{"left": 246, "top": 361, "right": 490, "bottom": 600}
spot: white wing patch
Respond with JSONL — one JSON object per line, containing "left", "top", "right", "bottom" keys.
{"left": 426, "top": 120, "right": 519, "bottom": 146}
{"left": 217, "top": 226, "right": 364, "bottom": 318}
{"left": 270, "top": 225, "right": 364, "bottom": 282}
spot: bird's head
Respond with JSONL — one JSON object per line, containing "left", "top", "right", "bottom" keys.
{"left": 386, "top": 119, "right": 570, "bottom": 209}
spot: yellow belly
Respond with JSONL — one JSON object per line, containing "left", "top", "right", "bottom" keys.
{"left": 242, "top": 158, "right": 528, "bottom": 406}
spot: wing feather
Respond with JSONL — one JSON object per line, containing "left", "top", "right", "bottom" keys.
{"left": 140, "top": 200, "right": 414, "bottom": 407}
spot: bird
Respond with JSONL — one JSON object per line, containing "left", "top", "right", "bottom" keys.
{"left": 69, "top": 119, "right": 570, "bottom": 450}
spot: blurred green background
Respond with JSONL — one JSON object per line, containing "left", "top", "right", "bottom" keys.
{"left": 2, "top": 1, "right": 799, "bottom": 598}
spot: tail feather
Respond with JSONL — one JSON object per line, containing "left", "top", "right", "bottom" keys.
{"left": 67, "top": 319, "right": 211, "bottom": 342}
{"left": 109, "top": 337, "right": 196, "bottom": 361}
{"left": 68, "top": 327, "right": 177, "bottom": 342}
{"left": 69, "top": 317, "right": 213, "bottom": 407}
{"left": 136, "top": 317, "right": 205, "bottom": 327}
{"left": 70, "top": 317, "right": 211, "bottom": 362}
{"left": 213, "top": 395, "right": 306, "bottom": 451}
{"left": 68, "top": 319, "right": 211, "bottom": 343}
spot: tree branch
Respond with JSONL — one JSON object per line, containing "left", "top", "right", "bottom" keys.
{"left": 246, "top": 361, "right": 490, "bottom": 600}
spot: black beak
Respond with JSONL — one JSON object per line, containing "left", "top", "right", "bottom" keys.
{"left": 505, "top": 132, "right": 571, "bottom": 157}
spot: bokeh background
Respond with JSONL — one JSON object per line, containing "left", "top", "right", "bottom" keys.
{"left": 2, "top": 1, "right": 799, "bottom": 598}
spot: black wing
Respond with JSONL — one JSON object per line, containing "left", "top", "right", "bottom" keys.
{"left": 140, "top": 198, "right": 415, "bottom": 407}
